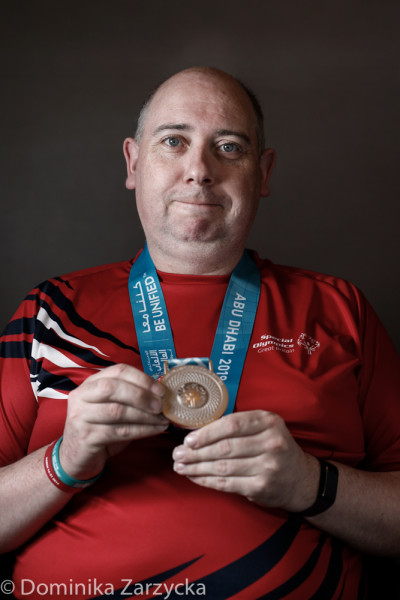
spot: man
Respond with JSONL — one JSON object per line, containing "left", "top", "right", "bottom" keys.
{"left": 0, "top": 67, "right": 399, "bottom": 599}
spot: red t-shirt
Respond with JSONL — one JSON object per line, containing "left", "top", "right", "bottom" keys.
{"left": 1, "top": 251, "right": 399, "bottom": 599}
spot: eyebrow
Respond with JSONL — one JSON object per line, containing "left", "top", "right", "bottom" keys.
{"left": 152, "top": 124, "right": 192, "bottom": 136}
{"left": 152, "top": 124, "right": 251, "bottom": 145}
{"left": 215, "top": 129, "right": 251, "bottom": 145}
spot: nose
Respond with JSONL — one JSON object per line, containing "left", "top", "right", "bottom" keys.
{"left": 183, "top": 146, "right": 214, "bottom": 185}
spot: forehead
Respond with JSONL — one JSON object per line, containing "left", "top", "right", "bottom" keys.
{"left": 142, "top": 72, "right": 258, "bottom": 141}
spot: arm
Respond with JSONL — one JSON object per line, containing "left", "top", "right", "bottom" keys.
{"left": 172, "top": 410, "right": 400, "bottom": 557}
{"left": 0, "top": 363, "right": 168, "bottom": 554}
{"left": 0, "top": 446, "right": 72, "bottom": 553}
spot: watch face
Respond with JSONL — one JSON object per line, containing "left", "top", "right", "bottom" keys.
{"left": 162, "top": 365, "right": 228, "bottom": 429}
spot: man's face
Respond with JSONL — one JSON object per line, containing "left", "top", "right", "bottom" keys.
{"left": 124, "top": 70, "right": 274, "bottom": 267}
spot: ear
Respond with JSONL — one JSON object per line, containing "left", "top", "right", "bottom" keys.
{"left": 259, "top": 148, "right": 276, "bottom": 197}
{"left": 123, "top": 138, "right": 139, "bottom": 190}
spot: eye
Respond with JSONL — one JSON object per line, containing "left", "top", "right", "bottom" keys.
{"left": 163, "top": 136, "right": 181, "bottom": 147}
{"left": 220, "top": 142, "right": 239, "bottom": 153}
{"left": 217, "top": 141, "right": 244, "bottom": 157}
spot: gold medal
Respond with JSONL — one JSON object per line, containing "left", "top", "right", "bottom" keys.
{"left": 161, "top": 360, "right": 228, "bottom": 429}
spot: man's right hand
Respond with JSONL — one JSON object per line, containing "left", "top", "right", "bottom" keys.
{"left": 59, "top": 363, "right": 168, "bottom": 481}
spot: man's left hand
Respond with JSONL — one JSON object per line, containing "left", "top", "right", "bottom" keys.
{"left": 172, "top": 410, "right": 319, "bottom": 512}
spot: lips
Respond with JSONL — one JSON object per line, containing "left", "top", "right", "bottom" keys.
{"left": 170, "top": 191, "right": 224, "bottom": 207}
{"left": 175, "top": 199, "right": 220, "bottom": 207}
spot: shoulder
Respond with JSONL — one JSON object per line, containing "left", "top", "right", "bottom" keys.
{"left": 29, "top": 259, "right": 134, "bottom": 298}
{"left": 6, "top": 259, "right": 135, "bottom": 325}
{"left": 47, "top": 259, "right": 133, "bottom": 287}
{"left": 251, "top": 251, "right": 363, "bottom": 306}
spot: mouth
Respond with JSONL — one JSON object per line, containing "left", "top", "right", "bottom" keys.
{"left": 170, "top": 192, "right": 224, "bottom": 209}
{"left": 175, "top": 200, "right": 221, "bottom": 207}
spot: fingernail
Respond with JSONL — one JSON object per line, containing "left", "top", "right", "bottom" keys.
{"left": 173, "top": 447, "right": 185, "bottom": 460}
{"left": 184, "top": 432, "right": 198, "bottom": 447}
{"left": 173, "top": 462, "right": 185, "bottom": 472}
{"left": 156, "top": 423, "right": 169, "bottom": 430}
{"left": 151, "top": 382, "right": 165, "bottom": 397}
{"left": 150, "top": 398, "right": 163, "bottom": 413}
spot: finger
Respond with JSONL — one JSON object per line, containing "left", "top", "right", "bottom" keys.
{"left": 71, "top": 376, "right": 165, "bottom": 415}
{"left": 86, "top": 421, "right": 169, "bottom": 445}
{"left": 184, "top": 474, "right": 258, "bottom": 496}
{"left": 83, "top": 363, "right": 164, "bottom": 399}
{"left": 183, "top": 411, "right": 281, "bottom": 449}
{"left": 85, "top": 399, "right": 169, "bottom": 427}
{"left": 173, "top": 432, "right": 266, "bottom": 463}
{"left": 173, "top": 456, "right": 261, "bottom": 478}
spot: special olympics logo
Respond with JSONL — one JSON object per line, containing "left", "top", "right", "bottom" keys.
{"left": 297, "top": 333, "right": 320, "bottom": 355}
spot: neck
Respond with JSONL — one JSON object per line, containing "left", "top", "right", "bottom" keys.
{"left": 146, "top": 240, "right": 245, "bottom": 276}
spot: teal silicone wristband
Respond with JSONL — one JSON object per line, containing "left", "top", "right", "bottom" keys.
{"left": 52, "top": 436, "right": 103, "bottom": 489}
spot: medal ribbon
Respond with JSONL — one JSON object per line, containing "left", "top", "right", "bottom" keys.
{"left": 128, "top": 244, "right": 260, "bottom": 415}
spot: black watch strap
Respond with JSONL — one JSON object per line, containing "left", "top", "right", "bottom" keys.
{"left": 294, "top": 459, "right": 338, "bottom": 518}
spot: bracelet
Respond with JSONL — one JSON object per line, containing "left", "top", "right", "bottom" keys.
{"left": 44, "top": 441, "right": 81, "bottom": 494}
{"left": 44, "top": 437, "right": 102, "bottom": 494}
{"left": 293, "top": 459, "right": 339, "bottom": 518}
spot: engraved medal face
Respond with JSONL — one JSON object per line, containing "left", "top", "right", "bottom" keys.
{"left": 162, "top": 365, "right": 228, "bottom": 429}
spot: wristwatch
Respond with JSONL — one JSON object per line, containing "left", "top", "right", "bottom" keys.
{"left": 294, "top": 458, "right": 338, "bottom": 518}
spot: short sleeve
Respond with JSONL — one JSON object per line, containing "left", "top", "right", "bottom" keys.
{"left": 0, "top": 290, "right": 40, "bottom": 466}
{"left": 356, "top": 291, "right": 400, "bottom": 471}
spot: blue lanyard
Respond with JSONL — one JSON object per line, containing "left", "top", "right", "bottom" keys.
{"left": 128, "top": 245, "right": 260, "bottom": 415}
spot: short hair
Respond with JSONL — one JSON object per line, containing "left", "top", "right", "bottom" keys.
{"left": 134, "top": 70, "right": 265, "bottom": 155}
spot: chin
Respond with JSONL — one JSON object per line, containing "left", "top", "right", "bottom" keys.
{"left": 170, "top": 220, "right": 226, "bottom": 243}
